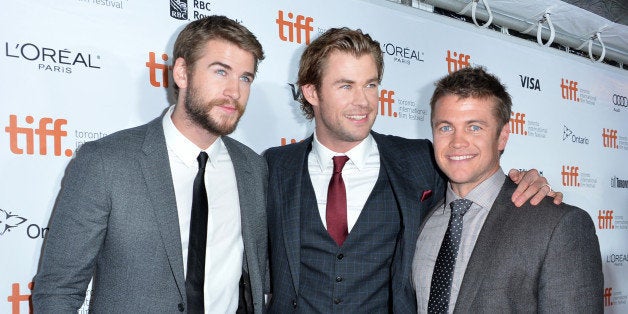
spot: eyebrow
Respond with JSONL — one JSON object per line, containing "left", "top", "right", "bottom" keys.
{"left": 209, "top": 61, "right": 255, "bottom": 79}
{"left": 332, "top": 77, "right": 379, "bottom": 85}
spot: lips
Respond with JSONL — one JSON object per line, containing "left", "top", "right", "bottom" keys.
{"left": 448, "top": 154, "right": 475, "bottom": 161}
{"left": 345, "top": 114, "right": 367, "bottom": 121}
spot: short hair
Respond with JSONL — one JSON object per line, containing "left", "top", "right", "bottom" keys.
{"left": 172, "top": 15, "right": 264, "bottom": 96}
{"left": 297, "top": 27, "right": 384, "bottom": 119}
{"left": 430, "top": 67, "right": 512, "bottom": 133}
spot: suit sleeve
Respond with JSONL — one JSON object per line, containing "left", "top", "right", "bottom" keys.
{"left": 33, "top": 141, "right": 110, "bottom": 313}
{"left": 538, "top": 208, "right": 604, "bottom": 313}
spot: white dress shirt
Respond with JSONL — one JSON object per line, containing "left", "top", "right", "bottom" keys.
{"left": 163, "top": 106, "right": 243, "bottom": 313}
{"left": 412, "top": 168, "right": 506, "bottom": 313}
{"left": 308, "top": 133, "right": 380, "bottom": 233}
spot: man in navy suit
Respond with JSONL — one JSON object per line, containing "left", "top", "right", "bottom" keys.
{"left": 265, "top": 27, "right": 560, "bottom": 313}
{"left": 413, "top": 66, "right": 602, "bottom": 313}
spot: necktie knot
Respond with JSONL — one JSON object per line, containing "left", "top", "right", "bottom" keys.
{"left": 450, "top": 198, "right": 473, "bottom": 217}
{"left": 197, "top": 151, "right": 209, "bottom": 172}
{"left": 332, "top": 155, "right": 349, "bottom": 174}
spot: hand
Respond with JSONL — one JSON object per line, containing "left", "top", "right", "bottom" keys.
{"left": 508, "top": 169, "right": 563, "bottom": 207}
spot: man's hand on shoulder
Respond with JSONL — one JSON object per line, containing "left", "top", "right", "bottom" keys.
{"left": 508, "top": 169, "right": 563, "bottom": 207}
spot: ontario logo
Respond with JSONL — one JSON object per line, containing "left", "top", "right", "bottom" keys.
{"left": 0, "top": 209, "right": 27, "bottom": 236}
{"left": 381, "top": 42, "right": 425, "bottom": 65}
{"left": 562, "top": 125, "right": 589, "bottom": 145}
{"left": 4, "top": 41, "right": 102, "bottom": 74}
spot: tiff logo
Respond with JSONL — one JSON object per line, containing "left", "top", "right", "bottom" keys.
{"left": 604, "top": 287, "right": 613, "bottom": 307}
{"left": 560, "top": 78, "right": 579, "bottom": 102}
{"left": 561, "top": 165, "right": 580, "bottom": 187}
{"left": 4, "top": 115, "right": 73, "bottom": 157}
{"left": 598, "top": 210, "right": 615, "bottom": 230}
{"left": 7, "top": 282, "right": 33, "bottom": 314}
{"left": 509, "top": 112, "right": 527, "bottom": 135}
{"left": 445, "top": 50, "right": 470, "bottom": 73}
{"left": 602, "top": 128, "right": 618, "bottom": 149}
{"left": 379, "top": 89, "right": 397, "bottom": 117}
{"left": 276, "top": 10, "right": 314, "bottom": 44}
{"left": 146, "top": 52, "right": 172, "bottom": 88}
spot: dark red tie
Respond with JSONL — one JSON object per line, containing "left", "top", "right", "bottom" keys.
{"left": 326, "top": 155, "right": 350, "bottom": 246}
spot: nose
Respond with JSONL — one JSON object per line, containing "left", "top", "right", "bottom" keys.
{"left": 223, "top": 77, "right": 241, "bottom": 100}
{"left": 450, "top": 130, "right": 469, "bottom": 149}
{"left": 352, "top": 87, "right": 369, "bottom": 108}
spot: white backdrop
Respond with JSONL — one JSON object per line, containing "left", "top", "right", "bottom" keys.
{"left": 1, "top": 0, "right": 626, "bottom": 312}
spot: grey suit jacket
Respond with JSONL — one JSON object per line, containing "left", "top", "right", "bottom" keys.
{"left": 33, "top": 115, "right": 268, "bottom": 313}
{"left": 422, "top": 178, "right": 603, "bottom": 313}
{"left": 265, "top": 131, "right": 445, "bottom": 313}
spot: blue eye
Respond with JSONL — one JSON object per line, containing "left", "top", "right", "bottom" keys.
{"left": 216, "top": 69, "right": 227, "bottom": 76}
{"left": 440, "top": 125, "right": 452, "bottom": 132}
{"left": 240, "top": 75, "right": 252, "bottom": 83}
{"left": 470, "top": 125, "right": 481, "bottom": 131}
{"left": 366, "top": 83, "right": 378, "bottom": 88}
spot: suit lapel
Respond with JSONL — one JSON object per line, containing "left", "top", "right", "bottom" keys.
{"left": 222, "top": 136, "right": 254, "bottom": 274}
{"left": 455, "top": 179, "right": 516, "bottom": 312}
{"left": 373, "top": 132, "right": 432, "bottom": 287}
{"left": 139, "top": 118, "right": 186, "bottom": 299}
{"left": 279, "top": 137, "right": 313, "bottom": 294}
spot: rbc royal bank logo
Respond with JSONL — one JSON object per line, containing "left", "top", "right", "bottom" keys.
{"left": 170, "top": 0, "right": 188, "bottom": 20}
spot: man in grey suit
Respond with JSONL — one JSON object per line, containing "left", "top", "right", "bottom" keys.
{"left": 413, "top": 67, "right": 603, "bottom": 313}
{"left": 265, "top": 28, "right": 559, "bottom": 313}
{"left": 33, "top": 16, "right": 268, "bottom": 313}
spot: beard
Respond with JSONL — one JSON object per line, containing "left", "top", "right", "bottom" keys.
{"left": 184, "top": 84, "right": 245, "bottom": 136}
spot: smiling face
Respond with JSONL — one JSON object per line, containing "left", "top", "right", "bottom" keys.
{"left": 172, "top": 39, "right": 255, "bottom": 147}
{"left": 432, "top": 94, "right": 510, "bottom": 197}
{"left": 302, "top": 51, "right": 379, "bottom": 153}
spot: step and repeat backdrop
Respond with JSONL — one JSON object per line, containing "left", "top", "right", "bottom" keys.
{"left": 1, "top": 0, "right": 626, "bottom": 312}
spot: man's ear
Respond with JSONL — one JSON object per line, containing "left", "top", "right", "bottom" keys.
{"left": 173, "top": 57, "right": 188, "bottom": 90}
{"left": 301, "top": 84, "right": 319, "bottom": 107}
{"left": 498, "top": 123, "right": 510, "bottom": 151}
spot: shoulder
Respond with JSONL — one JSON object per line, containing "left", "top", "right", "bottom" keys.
{"left": 263, "top": 137, "right": 311, "bottom": 165}
{"left": 222, "top": 136, "right": 266, "bottom": 169}
{"left": 372, "top": 131, "right": 433, "bottom": 154}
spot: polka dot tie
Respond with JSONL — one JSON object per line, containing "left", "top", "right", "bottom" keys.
{"left": 427, "top": 198, "right": 473, "bottom": 314}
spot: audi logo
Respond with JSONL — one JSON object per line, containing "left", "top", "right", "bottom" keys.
{"left": 613, "top": 94, "right": 627, "bottom": 107}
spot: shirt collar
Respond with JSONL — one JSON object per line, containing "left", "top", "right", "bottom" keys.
{"left": 162, "top": 105, "right": 223, "bottom": 169}
{"left": 311, "top": 132, "right": 375, "bottom": 172}
{"left": 445, "top": 167, "right": 506, "bottom": 211}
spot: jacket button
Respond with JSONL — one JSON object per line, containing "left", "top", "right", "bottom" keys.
{"left": 178, "top": 302, "right": 185, "bottom": 312}
{"left": 337, "top": 253, "right": 344, "bottom": 260}
{"left": 335, "top": 276, "right": 343, "bottom": 282}
{"left": 334, "top": 298, "right": 342, "bottom": 304}
{"left": 292, "top": 299, "right": 297, "bottom": 309}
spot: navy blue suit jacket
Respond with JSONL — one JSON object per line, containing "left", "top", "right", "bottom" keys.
{"left": 265, "top": 131, "right": 446, "bottom": 313}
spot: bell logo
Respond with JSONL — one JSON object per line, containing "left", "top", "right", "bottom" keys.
{"left": 276, "top": 10, "right": 314, "bottom": 44}
{"left": 379, "top": 89, "right": 397, "bottom": 117}
{"left": 445, "top": 50, "right": 470, "bottom": 73}
{"left": 509, "top": 112, "right": 527, "bottom": 135}
{"left": 561, "top": 165, "right": 580, "bottom": 187}
{"left": 604, "top": 287, "right": 613, "bottom": 307}
{"left": 7, "top": 282, "right": 33, "bottom": 313}
{"left": 560, "top": 78, "right": 579, "bottom": 102}
{"left": 146, "top": 52, "right": 172, "bottom": 88}
{"left": 602, "top": 128, "right": 618, "bottom": 149}
{"left": 4, "top": 115, "right": 73, "bottom": 157}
